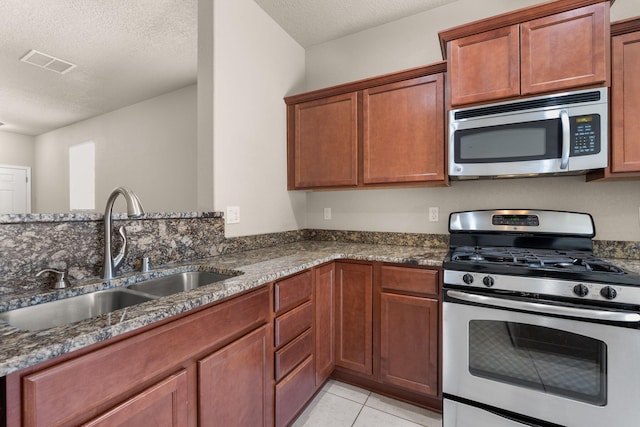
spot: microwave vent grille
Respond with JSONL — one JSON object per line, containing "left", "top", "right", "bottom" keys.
{"left": 454, "top": 91, "right": 602, "bottom": 120}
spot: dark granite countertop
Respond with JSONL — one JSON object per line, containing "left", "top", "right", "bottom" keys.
{"left": 0, "top": 241, "right": 447, "bottom": 377}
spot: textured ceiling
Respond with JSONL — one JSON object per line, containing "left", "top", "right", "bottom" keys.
{"left": 0, "top": 0, "right": 198, "bottom": 136}
{"left": 1, "top": 0, "right": 461, "bottom": 136}
{"left": 254, "top": 0, "right": 461, "bottom": 47}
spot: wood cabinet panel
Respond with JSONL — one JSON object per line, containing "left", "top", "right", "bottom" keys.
{"left": 363, "top": 74, "right": 444, "bottom": 184}
{"left": 335, "top": 262, "right": 373, "bottom": 376}
{"left": 448, "top": 25, "right": 520, "bottom": 106}
{"left": 275, "top": 356, "right": 315, "bottom": 427}
{"left": 275, "top": 329, "right": 313, "bottom": 382}
{"left": 274, "top": 301, "right": 313, "bottom": 348}
{"left": 20, "top": 288, "right": 269, "bottom": 427}
{"left": 380, "top": 265, "right": 439, "bottom": 296}
{"left": 380, "top": 293, "right": 439, "bottom": 396}
{"left": 82, "top": 370, "right": 188, "bottom": 427}
{"left": 314, "top": 263, "right": 335, "bottom": 386}
{"left": 198, "top": 325, "right": 272, "bottom": 427}
{"left": 521, "top": 3, "right": 608, "bottom": 95}
{"left": 274, "top": 270, "right": 312, "bottom": 314}
{"left": 292, "top": 93, "right": 358, "bottom": 188}
{"left": 611, "top": 28, "right": 640, "bottom": 173}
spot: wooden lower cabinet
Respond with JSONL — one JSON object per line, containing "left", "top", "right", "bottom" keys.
{"left": 380, "top": 293, "right": 439, "bottom": 396}
{"left": 199, "top": 325, "right": 272, "bottom": 427}
{"left": 5, "top": 287, "right": 271, "bottom": 427}
{"left": 275, "top": 356, "right": 315, "bottom": 427}
{"left": 333, "top": 262, "right": 441, "bottom": 412}
{"left": 335, "top": 262, "right": 373, "bottom": 376}
{"left": 314, "top": 263, "right": 335, "bottom": 386}
{"left": 272, "top": 270, "right": 315, "bottom": 426}
{"left": 83, "top": 370, "right": 188, "bottom": 427}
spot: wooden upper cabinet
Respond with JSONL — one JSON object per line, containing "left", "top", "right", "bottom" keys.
{"left": 611, "top": 20, "right": 640, "bottom": 174}
{"left": 292, "top": 93, "right": 358, "bottom": 189}
{"left": 441, "top": 0, "right": 610, "bottom": 107}
{"left": 448, "top": 25, "right": 520, "bottom": 106}
{"left": 285, "top": 64, "right": 447, "bottom": 190}
{"left": 521, "top": 4, "right": 608, "bottom": 95}
{"left": 363, "top": 74, "right": 445, "bottom": 184}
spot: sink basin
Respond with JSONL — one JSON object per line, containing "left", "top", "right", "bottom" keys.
{"left": 127, "top": 271, "right": 233, "bottom": 297}
{"left": 0, "top": 289, "right": 155, "bottom": 331}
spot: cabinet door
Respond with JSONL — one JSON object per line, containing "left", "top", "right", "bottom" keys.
{"left": 292, "top": 92, "right": 358, "bottom": 188}
{"left": 199, "top": 325, "right": 272, "bottom": 427}
{"left": 380, "top": 293, "right": 439, "bottom": 396}
{"left": 363, "top": 74, "right": 444, "bottom": 184}
{"left": 82, "top": 370, "right": 188, "bottom": 427}
{"left": 521, "top": 3, "right": 608, "bottom": 95}
{"left": 335, "top": 262, "right": 373, "bottom": 375}
{"left": 314, "top": 263, "right": 335, "bottom": 386}
{"left": 611, "top": 30, "right": 640, "bottom": 173}
{"left": 448, "top": 25, "right": 520, "bottom": 106}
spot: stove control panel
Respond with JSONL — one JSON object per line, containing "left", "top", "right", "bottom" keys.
{"left": 444, "top": 270, "right": 636, "bottom": 305}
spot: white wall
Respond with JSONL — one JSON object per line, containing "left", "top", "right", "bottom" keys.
{"left": 304, "top": 0, "right": 640, "bottom": 241}
{"left": 210, "top": 0, "right": 306, "bottom": 237}
{"left": 0, "top": 131, "right": 34, "bottom": 168}
{"left": 34, "top": 85, "right": 197, "bottom": 213}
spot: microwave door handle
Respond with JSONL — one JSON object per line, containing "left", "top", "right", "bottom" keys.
{"left": 446, "top": 290, "right": 640, "bottom": 323}
{"left": 560, "top": 109, "right": 570, "bottom": 169}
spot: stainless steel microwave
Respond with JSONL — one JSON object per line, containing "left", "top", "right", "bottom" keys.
{"left": 449, "top": 87, "right": 608, "bottom": 179}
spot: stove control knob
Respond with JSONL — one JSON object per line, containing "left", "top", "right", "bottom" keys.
{"left": 462, "top": 274, "right": 474, "bottom": 285}
{"left": 573, "top": 284, "right": 589, "bottom": 297}
{"left": 600, "top": 286, "right": 618, "bottom": 300}
{"left": 483, "top": 276, "right": 495, "bottom": 287}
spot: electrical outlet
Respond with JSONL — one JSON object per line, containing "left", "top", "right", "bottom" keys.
{"left": 429, "top": 207, "right": 439, "bottom": 222}
{"left": 324, "top": 207, "right": 332, "bottom": 220}
{"left": 226, "top": 206, "right": 240, "bottom": 224}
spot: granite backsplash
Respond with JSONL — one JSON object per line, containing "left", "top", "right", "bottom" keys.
{"left": 0, "top": 212, "right": 638, "bottom": 293}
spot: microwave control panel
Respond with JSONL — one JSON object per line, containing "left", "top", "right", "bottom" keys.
{"left": 570, "top": 114, "right": 600, "bottom": 156}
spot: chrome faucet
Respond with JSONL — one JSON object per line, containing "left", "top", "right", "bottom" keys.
{"left": 102, "top": 187, "right": 145, "bottom": 280}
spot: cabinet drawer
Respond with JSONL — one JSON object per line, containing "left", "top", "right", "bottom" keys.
{"left": 274, "top": 270, "right": 312, "bottom": 314}
{"left": 274, "top": 301, "right": 312, "bottom": 348}
{"left": 381, "top": 266, "right": 438, "bottom": 296}
{"left": 275, "top": 328, "right": 312, "bottom": 382}
{"left": 275, "top": 356, "right": 315, "bottom": 427}
{"left": 21, "top": 287, "right": 269, "bottom": 427}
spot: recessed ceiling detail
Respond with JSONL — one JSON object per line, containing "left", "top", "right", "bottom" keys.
{"left": 20, "top": 49, "right": 77, "bottom": 74}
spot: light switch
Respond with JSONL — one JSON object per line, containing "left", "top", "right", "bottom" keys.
{"left": 324, "top": 207, "right": 332, "bottom": 220}
{"left": 226, "top": 206, "right": 240, "bottom": 224}
{"left": 429, "top": 207, "right": 439, "bottom": 222}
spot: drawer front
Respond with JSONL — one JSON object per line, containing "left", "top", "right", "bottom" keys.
{"left": 275, "top": 328, "right": 313, "bottom": 382}
{"left": 274, "top": 301, "right": 312, "bottom": 348}
{"left": 21, "top": 287, "right": 269, "bottom": 427}
{"left": 381, "top": 265, "right": 439, "bottom": 296}
{"left": 275, "top": 356, "right": 315, "bottom": 427}
{"left": 274, "top": 270, "right": 312, "bottom": 314}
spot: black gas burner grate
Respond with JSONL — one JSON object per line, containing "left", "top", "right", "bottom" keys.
{"left": 450, "top": 246, "right": 625, "bottom": 274}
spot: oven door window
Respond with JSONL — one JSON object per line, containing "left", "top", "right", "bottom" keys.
{"left": 468, "top": 320, "right": 606, "bottom": 405}
{"left": 454, "top": 119, "right": 560, "bottom": 163}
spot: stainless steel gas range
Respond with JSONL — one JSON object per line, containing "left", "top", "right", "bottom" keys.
{"left": 442, "top": 209, "right": 640, "bottom": 427}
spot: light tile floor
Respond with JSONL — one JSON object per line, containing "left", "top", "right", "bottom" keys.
{"left": 292, "top": 380, "right": 443, "bottom": 427}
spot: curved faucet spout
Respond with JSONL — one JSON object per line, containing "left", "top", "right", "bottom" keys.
{"left": 103, "top": 187, "right": 145, "bottom": 280}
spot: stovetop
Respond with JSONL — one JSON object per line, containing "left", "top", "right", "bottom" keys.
{"left": 444, "top": 209, "right": 640, "bottom": 305}
{"left": 449, "top": 246, "right": 625, "bottom": 275}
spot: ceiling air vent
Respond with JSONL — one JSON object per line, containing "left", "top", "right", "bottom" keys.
{"left": 20, "top": 49, "right": 76, "bottom": 74}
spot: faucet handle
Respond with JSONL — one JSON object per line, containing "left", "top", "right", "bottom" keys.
{"left": 36, "top": 269, "right": 70, "bottom": 289}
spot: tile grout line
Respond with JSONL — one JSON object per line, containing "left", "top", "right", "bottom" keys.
{"left": 350, "top": 402, "right": 366, "bottom": 427}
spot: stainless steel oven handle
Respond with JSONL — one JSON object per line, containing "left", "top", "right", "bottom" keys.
{"left": 447, "top": 290, "right": 640, "bottom": 322}
{"left": 560, "top": 109, "right": 570, "bottom": 169}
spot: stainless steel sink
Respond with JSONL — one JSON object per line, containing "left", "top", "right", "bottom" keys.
{"left": 127, "top": 271, "right": 233, "bottom": 297}
{"left": 0, "top": 289, "right": 155, "bottom": 331}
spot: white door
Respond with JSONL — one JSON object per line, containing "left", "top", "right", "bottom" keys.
{"left": 0, "top": 165, "right": 31, "bottom": 214}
